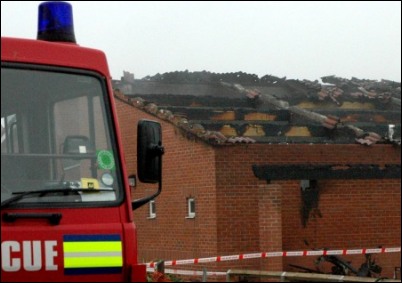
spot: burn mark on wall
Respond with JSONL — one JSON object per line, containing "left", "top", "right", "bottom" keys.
{"left": 300, "top": 180, "right": 321, "bottom": 228}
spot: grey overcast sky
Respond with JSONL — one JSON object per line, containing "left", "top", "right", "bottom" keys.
{"left": 1, "top": 1, "right": 401, "bottom": 82}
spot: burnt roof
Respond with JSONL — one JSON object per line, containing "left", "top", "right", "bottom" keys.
{"left": 113, "top": 71, "right": 401, "bottom": 146}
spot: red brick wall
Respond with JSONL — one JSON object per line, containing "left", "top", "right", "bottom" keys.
{"left": 281, "top": 179, "right": 401, "bottom": 277}
{"left": 115, "top": 98, "right": 218, "bottom": 264}
{"left": 216, "top": 144, "right": 401, "bottom": 277}
{"left": 115, "top": 98, "right": 401, "bottom": 278}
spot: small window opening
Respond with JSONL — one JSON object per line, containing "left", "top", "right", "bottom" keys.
{"left": 148, "top": 200, "right": 156, "bottom": 219}
{"left": 186, "top": 198, "right": 196, "bottom": 219}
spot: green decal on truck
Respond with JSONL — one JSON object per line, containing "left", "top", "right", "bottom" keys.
{"left": 97, "top": 150, "right": 115, "bottom": 170}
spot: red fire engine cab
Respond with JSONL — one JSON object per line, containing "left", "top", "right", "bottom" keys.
{"left": 1, "top": 2, "right": 164, "bottom": 282}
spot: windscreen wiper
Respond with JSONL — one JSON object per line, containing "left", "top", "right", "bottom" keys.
{"left": 1, "top": 188, "right": 113, "bottom": 208}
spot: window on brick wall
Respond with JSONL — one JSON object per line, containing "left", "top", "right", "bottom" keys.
{"left": 148, "top": 200, "right": 156, "bottom": 219}
{"left": 186, "top": 198, "right": 196, "bottom": 219}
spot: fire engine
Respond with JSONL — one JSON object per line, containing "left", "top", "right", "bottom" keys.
{"left": 1, "top": 2, "right": 164, "bottom": 282}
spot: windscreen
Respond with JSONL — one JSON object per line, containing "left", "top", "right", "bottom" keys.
{"left": 1, "top": 65, "right": 122, "bottom": 206}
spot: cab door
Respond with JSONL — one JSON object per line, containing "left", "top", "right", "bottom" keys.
{"left": 1, "top": 66, "right": 129, "bottom": 282}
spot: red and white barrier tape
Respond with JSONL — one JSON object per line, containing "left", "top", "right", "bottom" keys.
{"left": 146, "top": 268, "right": 227, "bottom": 277}
{"left": 146, "top": 247, "right": 401, "bottom": 268}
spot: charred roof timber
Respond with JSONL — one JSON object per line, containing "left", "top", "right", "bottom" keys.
{"left": 252, "top": 164, "right": 401, "bottom": 182}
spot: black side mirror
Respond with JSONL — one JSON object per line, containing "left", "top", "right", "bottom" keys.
{"left": 133, "top": 120, "right": 164, "bottom": 210}
{"left": 137, "top": 120, "right": 164, "bottom": 183}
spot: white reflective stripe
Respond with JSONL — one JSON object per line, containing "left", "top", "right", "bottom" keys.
{"left": 242, "top": 253, "right": 262, "bottom": 259}
{"left": 197, "top": 257, "right": 217, "bottom": 264}
{"left": 286, "top": 251, "right": 304, "bottom": 257}
{"left": 346, "top": 249, "right": 363, "bottom": 255}
{"left": 166, "top": 259, "right": 195, "bottom": 265}
{"left": 220, "top": 255, "right": 240, "bottom": 261}
{"left": 146, "top": 267, "right": 227, "bottom": 276}
{"left": 266, "top": 252, "right": 284, "bottom": 257}
{"left": 365, "top": 249, "right": 382, "bottom": 254}
{"left": 326, "top": 250, "right": 343, "bottom": 255}
{"left": 385, "top": 247, "right": 401, "bottom": 253}
{"left": 306, "top": 250, "right": 324, "bottom": 256}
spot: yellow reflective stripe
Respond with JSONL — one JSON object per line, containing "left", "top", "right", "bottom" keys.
{"left": 63, "top": 242, "right": 122, "bottom": 252}
{"left": 64, "top": 256, "right": 123, "bottom": 268}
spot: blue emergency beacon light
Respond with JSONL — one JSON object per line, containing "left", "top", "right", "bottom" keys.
{"left": 37, "top": 1, "right": 76, "bottom": 43}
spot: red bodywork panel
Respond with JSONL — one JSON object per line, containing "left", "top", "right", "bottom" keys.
{"left": 1, "top": 37, "right": 143, "bottom": 282}
{"left": 1, "top": 37, "right": 110, "bottom": 76}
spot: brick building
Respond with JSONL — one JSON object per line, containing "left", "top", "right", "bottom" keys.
{"left": 113, "top": 72, "right": 401, "bottom": 278}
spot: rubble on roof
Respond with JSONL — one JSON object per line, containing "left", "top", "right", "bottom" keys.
{"left": 221, "top": 81, "right": 389, "bottom": 145}
{"left": 113, "top": 71, "right": 401, "bottom": 146}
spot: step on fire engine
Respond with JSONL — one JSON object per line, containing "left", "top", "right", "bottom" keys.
{"left": 1, "top": 2, "right": 164, "bottom": 282}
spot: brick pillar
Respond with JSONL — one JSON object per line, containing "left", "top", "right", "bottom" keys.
{"left": 259, "top": 183, "right": 283, "bottom": 271}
